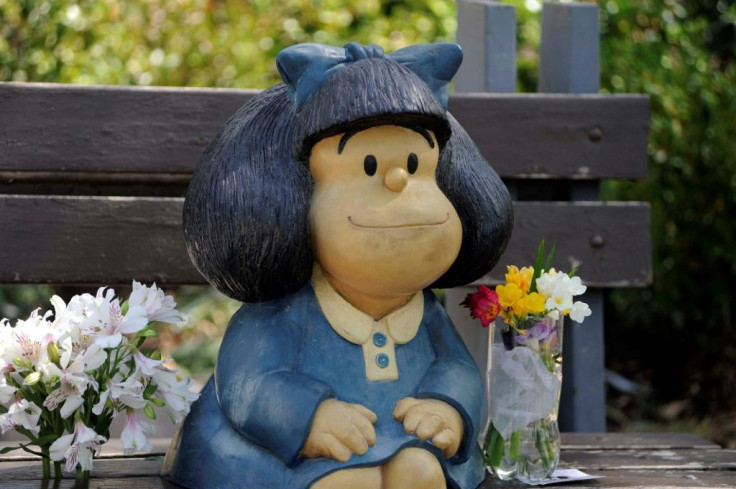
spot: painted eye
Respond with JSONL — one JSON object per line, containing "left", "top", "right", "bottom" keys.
{"left": 407, "top": 153, "right": 418, "bottom": 174}
{"left": 364, "top": 155, "right": 377, "bottom": 176}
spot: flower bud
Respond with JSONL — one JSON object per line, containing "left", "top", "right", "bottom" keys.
{"left": 47, "top": 342, "right": 61, "bottom": 366}
{"left": 23, "top": 371, "right": 41, "bottom": 386}
{"left": 143, "top": 404, "right": 157, "bottom": 420}
{"left": 13, "top": 357, "right": 33, "bottom": 371}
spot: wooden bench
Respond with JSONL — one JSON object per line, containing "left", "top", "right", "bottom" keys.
{"left": 3, "top": 433, "right": 734, "bottom": 488}
{"left": 0, "top": 2, "right": 649, "bottom": 435}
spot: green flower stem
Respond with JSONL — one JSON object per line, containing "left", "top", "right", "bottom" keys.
{"left": 534, "top": 423, "right": 551, "bottom": 468}
{"left": 541, "top": 419, "right": 555, "bottom": 463}
{"left": 54, "top": 461, "right": 63, "bottom": 479}
{"left": 41, "top": 446, "right": 50, "bottom": 479}
{"left": 76, "top": 467, "right": 90, "bottom": 481}
{"left": 509, "top": 431, "right": 521, "bottom": 461}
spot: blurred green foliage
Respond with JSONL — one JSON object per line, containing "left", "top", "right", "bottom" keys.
{"left": 2, "top": 0, "right": 735, "bottom": 415}
{"left": 598, "top": 0, "right": 736, "bottom": 415}
{"left": 0, "top": 0, "right": 455, "bottom": 88}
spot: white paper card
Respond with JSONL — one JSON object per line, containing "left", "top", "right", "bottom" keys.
{"left": 486, "top": 467, "right": 603, "bottom": 486}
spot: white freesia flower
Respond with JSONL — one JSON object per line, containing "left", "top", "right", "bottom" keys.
{"left": 535, "top": 271, "right": 559, "bottom": 297}
{"left": 570, "top": 301, "right": 592, "bottom": 323}
{"left": 50, "top": 420, "right": 106, "bottom": 472}
{"left": 546, "top": 309, "right": 561, "bottom": 321}
{"left": 545, "top": 280, "right": 574, "bottom": 312}
{"left": 0, "top": 399, "right": 42, "bottom": 435}
{"left": 79, "top": 288, "right": 148, "bottom": 348}
{"left": 565, "top": 275, "right": 587, "bottom": 296}
{"left": 120, "top": 410, "right": 155, "bottom": 455}
{"left": 129, "top": 281, "right": 185, "bottom": 324}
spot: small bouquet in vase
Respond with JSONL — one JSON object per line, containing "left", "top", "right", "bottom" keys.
{"left": 462, "top": 242, "right": 591, "bottom": 482}
{"left": 0, "top": 282, "right": 198, "bottom": 480}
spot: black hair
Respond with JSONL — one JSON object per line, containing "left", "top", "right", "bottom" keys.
{"left": 292, "top": 58, "right": 452, "bottom": 161}
{"left": 183, "top": 58, "right": 512, "bottom": 303}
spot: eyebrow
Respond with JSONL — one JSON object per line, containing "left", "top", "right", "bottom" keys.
{"left": 337, "top": 130, "right": 359, "bottom": 154}
{"left": 337, "top": 126, "right": 435, "bottom": 154}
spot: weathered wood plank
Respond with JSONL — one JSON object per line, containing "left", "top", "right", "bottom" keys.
{"left": 456, "top": 0, "right": 517, "bottom": 93}
{"left": 0, "top": 457, "right": 162, "bottom": 481}
{"left": 2, "top": 461, "right": 734, "bottom": 489}
{"left": 479, "top": 469, "right": 736, "bottom": 488}
{"left": 0, "top": 438, "right": 171, "bottom": 461}
{"left": 538, "top": 2, "right": 600, "bottom": 94}
{"left": 451, "top": 93, "right": 649, "bottom": 180}
{"left": 2, "top": 434, "right": 713, "bottom": 461}
{"left": 0, "top": 82, "right": 649, "bottom": 180}
{"left": 0, "top": 477, "right": 170, "bottom": 488}
{"left": 0, "top": 195, "right": 196, "bottom": 285}
{"left": 483, "top": 201, "right": 652, "bottom": 287}
{"left": 562, "top": 448, "right": 736, "bottom": 471}
{"left": 560, "top": 432, "right": 721, "bottom": 450}
{"left": 0, "top": 196, "right": 650, "bottom": 287}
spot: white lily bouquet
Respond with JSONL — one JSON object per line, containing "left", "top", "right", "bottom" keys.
{"left": 0, "top": 282, "right": 198, "bottom": 480}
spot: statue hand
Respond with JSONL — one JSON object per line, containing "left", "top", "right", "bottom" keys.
{"left": 393, "top": 397, "right": 463, "bottom": 458}
{"left": 301, "top": 399, "right": 377, "bottom": 462}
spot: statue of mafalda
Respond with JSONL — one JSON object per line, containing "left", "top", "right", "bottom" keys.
{"left": 162, "top": 42, "right": 513, "bottom": 489}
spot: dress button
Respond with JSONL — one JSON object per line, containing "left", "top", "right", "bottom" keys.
{"left": 375, "top": 353, "right": 390, "bottom": 368}
{"left": 373, "top": 332, "right": 387, "bottom": 347}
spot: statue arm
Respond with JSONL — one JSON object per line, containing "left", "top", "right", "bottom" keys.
{"left": 214, "top": 306, "right": 334, "bottom": 467}
{"left": 415, "top": 293, "right": 484, "bottom": 463}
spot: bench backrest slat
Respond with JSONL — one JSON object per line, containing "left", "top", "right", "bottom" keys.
{"left": 0, "top": 195, "right": 650, "bottom": 287}
{"left": 0, "top": 84, "right": 648, "bottom": 180}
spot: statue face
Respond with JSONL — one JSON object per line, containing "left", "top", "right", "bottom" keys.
{"left": 309, "top": 125, "right": 463, "bottom": 297}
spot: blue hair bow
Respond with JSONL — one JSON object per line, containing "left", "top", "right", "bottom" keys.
{"left": 276, "top": 42, "right": 463, "bottom": 110}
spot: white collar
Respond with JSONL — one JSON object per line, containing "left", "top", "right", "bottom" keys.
{"left": 312, "top": 265, "right": 424, "bottom": 345}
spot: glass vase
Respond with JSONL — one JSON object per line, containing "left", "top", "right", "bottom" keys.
{"left": 483, "top": 313, "right": 564, "bottom": 482}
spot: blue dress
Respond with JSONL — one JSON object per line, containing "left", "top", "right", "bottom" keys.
{"left": 162, "top": 282, "right": 485, "bottom": 489}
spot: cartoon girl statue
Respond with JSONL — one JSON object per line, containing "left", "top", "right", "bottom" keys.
{"left": 162, "top": 42, "right": 512, "bottom": 489}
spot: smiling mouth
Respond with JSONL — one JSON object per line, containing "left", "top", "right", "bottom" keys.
{"left": 348, "top": 213, "right": 450, "bottom": 229}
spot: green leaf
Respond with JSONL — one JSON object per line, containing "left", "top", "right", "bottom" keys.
{"left": 544, "top": 242, "right": 556, "bottom": 273}
{"left": 138, "top": 328, "right": 158, "bottom": 338}
{"left": 529, "top": 238, "right": 546, "bottom": 294}
{"left": 34, "top": 434, "right": 59, "bottom": 447}
{"left": 142, "top": 383, "right": 158, "bottom": 399}
{"left": 0, "top": 445, "right": 22, "bottom": 454}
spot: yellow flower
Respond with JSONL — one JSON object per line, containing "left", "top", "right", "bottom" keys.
{"left": 522, "top": 292, "right": 546, "bottom": 315}
{"left": 496, "top": 283, "right": 523, "bottom": 308}
{"left": 505, "top": 266, "right": 534, "bottom": 293}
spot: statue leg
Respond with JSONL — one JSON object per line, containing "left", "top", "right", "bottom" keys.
{"left": 383, "top": 447, "right": 446, "bottom": 489}
{"left": 311, "top": 466, "right": 382, "bottom": 489}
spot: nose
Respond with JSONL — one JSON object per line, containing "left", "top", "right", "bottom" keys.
{"left": 384, "top": 167, "right": 409, "bottom": 192}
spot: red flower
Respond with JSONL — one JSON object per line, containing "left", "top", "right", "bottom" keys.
{"left": 461, "top": 285, "right": 501, "bottom": 327}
